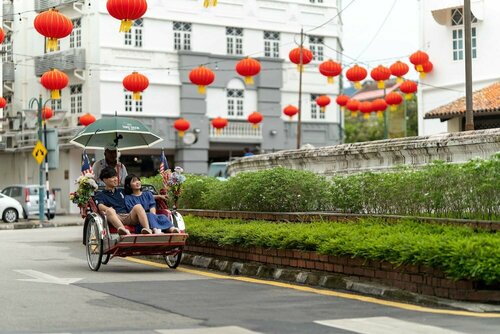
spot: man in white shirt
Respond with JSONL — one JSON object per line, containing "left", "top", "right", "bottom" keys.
{"left": 92, "top": 143, "right": 128, "bottom": 187}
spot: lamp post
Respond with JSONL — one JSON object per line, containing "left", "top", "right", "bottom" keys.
{"left": 29, "top": 95, "right": 53, "bottom": 221}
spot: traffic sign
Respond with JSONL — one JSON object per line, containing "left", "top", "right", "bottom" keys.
{"left": 32, "top": 141, "right": 47, "bottom": 165}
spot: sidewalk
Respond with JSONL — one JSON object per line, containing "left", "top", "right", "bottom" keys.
{"left": 0, "top": 214, "right": 84, "bottom": 230}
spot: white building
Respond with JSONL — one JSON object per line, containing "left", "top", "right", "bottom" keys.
{"left": 418, "top": 0, "right": 500, "bottom": 135}
{"left": 0, "top": 0, "right": 343, "bottom": 214}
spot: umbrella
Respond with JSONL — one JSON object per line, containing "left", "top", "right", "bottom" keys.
{"left": 70, "top": 116, "right": 163, "bottom": 150}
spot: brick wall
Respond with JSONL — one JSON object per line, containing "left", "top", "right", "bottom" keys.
{"left": 185, "top": 242, "right": 500, "bottom": 303}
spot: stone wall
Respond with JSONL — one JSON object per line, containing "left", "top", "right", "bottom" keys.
{"left": 228, "top": 129, "right": 500, "bottom": 177}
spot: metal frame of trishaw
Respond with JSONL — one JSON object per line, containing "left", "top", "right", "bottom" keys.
{"left": 82, "top": 185, "right": 188, "bottom": 271}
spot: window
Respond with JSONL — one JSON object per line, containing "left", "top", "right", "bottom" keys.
{"left": 173, "top": 21, "right": 192, "bottom": 51}
{"left": 227, "top": 89, "right": 244, "bottom": 117}
{"left": 226, "top": 27, "right": 243, "bottom": 55}
{"left": 125, "top": 18, "right": 143, "bottom": 47}
{"left": 70, "top": 84, "right": 83, "bottom": 114}
{"left": 44, "top": 37, "right": 60, "bottom": 53}
{"left": 70, "top": 18, "right": 82, "bottom": 48}
{"left": 1, "top": 32, "right": 12, "bottom": 62}
{"left": 451, "top": 8, "right": 477, "bottom": 60}
{"left": 51, "top": 99, "right": 62, "bottom": 111}
{"left": 309, "top": 36, "right": 324, "bottom": 61}
{"left": 310, "top": 94, "right": 324, "bottom": 120}
{"left": 264, "top": 31, "right": 280, "bottom": 58}
{"left": 125, "top": 90, "right": 143, "bottom": 113}
{"left": 309, "top": 0, "right": 323, "bottom": 3}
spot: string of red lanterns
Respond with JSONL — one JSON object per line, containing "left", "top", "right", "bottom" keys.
{"left": 283, "top": 105, "right": 299, "bottom": 119}
{"left": 173, "top": 118, "right": 191, "bottom": 137}
{"left": 40, "top": 69, "right": 69, "bottom": 100}
{"left": 34, "top": 9, "right": 73, "bottom": 52}
{"left": 189, "top": 66, "right": 215, "bottom": 94}
{"left": 316, "top": 95, "right": 331, "bottom": 112}
{"left": 236, "top": 58, "right": 261, "bottom": 85}
{"left": 107, "top": 0, "right": 148, "bottom": 32}
{"left": 123, "top": 71, "right": 149, "bottom": 101}
{"left": 247, "top": 112, "right": 263, "bottom": 128}
{"left": 211, "top": 117, "right": 228, "bottom": 135}
{"left": 79, "top": 113, "right": 96, "bottom": 126}
{"left": 289, "top": 47, "right": 313, "bottom": 72}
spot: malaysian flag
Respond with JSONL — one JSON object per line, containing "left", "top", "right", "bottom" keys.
{"left": 159, "top": 150, "right": 170, "bottom": 187}
{"left": 81, "top": 150, "right": 93, "bottom": 176}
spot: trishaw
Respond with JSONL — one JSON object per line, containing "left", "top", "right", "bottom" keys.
{"left": 82, "top": 185, "right": 188, "bottom": 272}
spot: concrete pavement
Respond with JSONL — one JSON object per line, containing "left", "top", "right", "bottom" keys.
{"left": 0, "top": 213, "right": 84, "bottom": 230}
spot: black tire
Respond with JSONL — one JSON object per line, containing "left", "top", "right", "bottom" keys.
{"left": 2, "top": 208, "right": 18, "bottom": 223}
{"left": 86, "top": 218, "right": 103, "bottom": 271}
{"left": 164, "top": 248, "right": 182, "bottom": 269}
{"left": 46, "top": 213, "right": 55, "bottom": 219}
{"left": 102, "top": 253, "right": 111, "bottom": 265}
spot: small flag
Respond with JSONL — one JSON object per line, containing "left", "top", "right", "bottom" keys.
{"left": 81, "top": 150, "right": 93, "bottom": 176}
{"left": 159, "top": 150, "right": 170, "bottom": 187}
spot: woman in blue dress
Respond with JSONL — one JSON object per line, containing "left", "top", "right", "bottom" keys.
{"left": 124, "top": 174, "right": 178, "bottom": 234}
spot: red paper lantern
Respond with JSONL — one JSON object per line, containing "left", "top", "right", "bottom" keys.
{"left": 189, "top": 66, "right": 215, "bottom": 94}
{"left": 358, "top": 101, "right": 373, "bottom": 119}
{"left": 417, "top": 61, "right": 433, "bottom": 79}
{"left": 346, "top": 99, "right": 360, "bottom": 117}
{"left": 289, "top": 47, "right": 313, "bottom": 72}
{"left": 319, "top": 59, "right": 342, "bottom": 84}
{"left": 107, "top": 0, "right": 147, "bottom": 32}
{"left": 0, "top": 97, "right": 6, "bottom": 109}
{"left": 372, "top": 98, "right": 387, "bottom": 119}
{"left": 79, "top": 113, "right": 96, "bottom": 126}
{"left": 370, "top": 65, "right": 391, "bottom": 89}
{"left": 0, "top": 28, "right": 4, "bottom": 44}
{"left": 247, "top": 111, "right": 263, "bottom": 128}
{"left": 40, "top": 69, "right": 69, "bottom": 100}
{"left": 385, "top": 92, "right": 403, "bottom": 111}
{"left": 173, "top": 118, "right": 190, "bottom": 137}
{"left": 283, "top": 105, "right": 298, "bottom": 119}
{"left": 316, "top": 95, "right": 331, "bottom": 112}
{"left": 346, "top": 65, "right": 367, "bottom": 89}
{"left": 409, "top": 50, "right": 429, "bottom": 73}
{"left": 236, "top": 58, "right": 261, "bottom": 85}
{"left": 211, "top": 117, "right": 228, "bottom": 135}
{"left": 123, "top": 71, "right": 149, "bottom": 101}
{"left": 336, "top": 94, "right": 349, "bottom": 109}
{"left": 399, "top": 80, "right": 418, "bottom": 100}
{"left": 203, "top": 0, "right": 217, "bottom": 7}
{"left": 42, "top": 107, "right": 53, "bottom": 120}
{"left": 34, "top": 9, "right": 73, "bottom": 52}
{"left": 390, "top": 61, "right": 409, "bottom": 83}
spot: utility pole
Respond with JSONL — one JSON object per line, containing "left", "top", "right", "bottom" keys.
{"left": 296, "top": 28, "right": 304, "bottom": 149}
{"left": 464, "top": 0, "right": 474, "bottom": 130}
{"left": 36, "top": 95, "right": 45, "bottom": 221}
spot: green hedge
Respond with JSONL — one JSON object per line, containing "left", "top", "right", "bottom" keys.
{"left": 184, "top": 216, "right": 500, "bottom": 284}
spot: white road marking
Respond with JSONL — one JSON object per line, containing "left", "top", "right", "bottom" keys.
{"left": 14, "top": 269, "right": 82, "bottom": 285}
{"left": 155, "top": 326, "right": 263, "bottom": 334}
{"left": 315, "top": 317, "right": 468, "bottom": 334}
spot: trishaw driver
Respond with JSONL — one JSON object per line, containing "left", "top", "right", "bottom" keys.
{"left": 95, "top": 167, "right": 152, "bottom": 235}
{"left": 93, "top": 143, "right": 128, "bottom": 187}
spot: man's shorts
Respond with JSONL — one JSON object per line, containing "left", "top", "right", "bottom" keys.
{"left": 117, "top": 213, "right": 137, "bottom": 226}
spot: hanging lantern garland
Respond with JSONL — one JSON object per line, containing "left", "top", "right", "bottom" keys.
{"left": 123, "top": 71, "right": 149, "bottom": 101}
{"left": 42, "top": 107, "right": 53, "bottom": 121}
{"left": 236, "top": 57, "right": 261, "bottom": 85}
{"left": 203, "top": 0, "right": 217, "bottom": 8}
{"left": 358, "top": 101, "right": 373, "bottom": 119}
{"left": 289, "top": 47, "right": 313, "bottom": 72}
{"left": 247, "top": 111, "right": 263, "bottom": 129}
{"left": 316, "top": 95, "right": 331, "bottom": 112}
{"left": 189, "top": 66, "right": 215, "bottom": 94}
{"left": 399, "top": 80, "right": 418, "bottom": 100}
{"left": 385, "top": 92, "right": 403, "bottom": 111}
{"left": 107, "top": 0, "right": 148, "bottom": 32}
{"left": 336, "top": 95, "right": 350, "bottom": 112}
{"left": 0, "top": 28, "right": 4, "bottom": 44}
{"left": 319, "top": 59, "right": 342, "bottom": 84}
{"left": 372, "top": 98, "right": 388, "bottom": 119}
{"left": 390, "top": 61, "right": 409, "bottom": 84}
{"left": 79, "top": 113, "right": 96, "bottom": 126}
{"left": 173, "top": 118, "right": 190, "bottom": 137}
{"left": 41, "top": 69, "right": 69, "bottom": 100}
{"left": 283, "top": 105, "right": 298, "bottom": 119}
{"left": 370, "top": 65, "right": 391, "bottom": 89}
{"left": 346, "top": 65, "right": 367, "bottom": 89}
{"left": 346, "top": 99, "right": 360, "bottom": 117}
{"left": 0, "top": 97, "right": 6, "bottom": 108}
{"left": 418, "top": 61, "right": 433, "bottom": 79}
{"left": 409, "top": 50, "right": 429, "bottom": 73}
{"left": 211, "top": 117, "right": 228, "bottom": 135}
{"left": 34, "top": 9, "right": 73, "bottom": 52}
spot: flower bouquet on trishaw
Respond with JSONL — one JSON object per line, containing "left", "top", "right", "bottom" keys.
{"left": 69, "top": 116, "right": 188, "bottom": 271}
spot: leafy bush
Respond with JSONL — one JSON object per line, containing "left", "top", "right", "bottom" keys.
{"left": 184, "top": 216, "right": 500, "bottom": 284}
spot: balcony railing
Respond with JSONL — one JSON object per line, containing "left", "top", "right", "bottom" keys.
{"left": 34, "top": 48, "right": 86, "bottom": 76}
{"left": 209, "top": 120, "right": 262, "bottom": 142}
{"left": 34, "top": 0, "right": 83, "bottom": 12}
{"left": 3, "top": 63, "right": 15, "bottom": 82}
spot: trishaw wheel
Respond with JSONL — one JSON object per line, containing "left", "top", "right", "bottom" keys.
{"left": 164, "top": 248, "right": 182, "bottom": 269}
{"left": 102, "top": 253, "right": 111, "bottom": 265}
{"left": 86, "top": 219, "right": 103, "bottom": 271}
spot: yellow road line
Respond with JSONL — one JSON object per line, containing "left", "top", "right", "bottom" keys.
{"left": 124, "top": 257, "right": 500, "bottom": 318}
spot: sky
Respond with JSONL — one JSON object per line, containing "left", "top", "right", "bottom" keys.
{"left": 340, "top": 0, "right": 420, "bottom": 71}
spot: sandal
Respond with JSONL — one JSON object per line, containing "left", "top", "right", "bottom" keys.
{"left": 141, "top": 228, "right": 153, "bottom": 234}
{"left": 117, "top": 227, "right": 131, "bottom": 236}
{"left": 166, "top": 227, "right": 180, "bottom": 234}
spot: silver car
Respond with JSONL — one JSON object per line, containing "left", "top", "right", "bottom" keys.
{"left": 1, "top": 185, "right": 56, "bottom": 219}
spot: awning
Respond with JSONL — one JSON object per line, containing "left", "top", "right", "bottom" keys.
{"left": 431, "top": 0, "right": 484, "bottom": 26}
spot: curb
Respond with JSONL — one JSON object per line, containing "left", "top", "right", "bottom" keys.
{"left": 0, "top": 221, "right": 84, "bottom": 230}
{"left": 147, "top": 252, "right": 500, "bottom": 313}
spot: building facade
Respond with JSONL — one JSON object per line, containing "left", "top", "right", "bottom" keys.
{"left": 418, "top": 0, "right": 500, "bottom": 135}
{"left": 0, "top": 0, "right": 343, "bottom": 214}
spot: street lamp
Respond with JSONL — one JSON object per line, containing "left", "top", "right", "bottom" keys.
{"left": 28, "top": 95, "right": 53, "bottom": 221}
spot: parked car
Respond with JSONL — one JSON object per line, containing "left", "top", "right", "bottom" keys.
{"left": 208, "top": 162, "right": 229, "bottom": 181}
{"left": 0, "top": 185, "right": 56, "bottom": 219}
{"left": 0, "top": 193, "right": 23, "bottom": 223}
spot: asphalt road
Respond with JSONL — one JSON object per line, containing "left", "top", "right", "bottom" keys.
{"left": 1, "top": 226, "right": 499, "bottom": 334}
